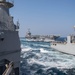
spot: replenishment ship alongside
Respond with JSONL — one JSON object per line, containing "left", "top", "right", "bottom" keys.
{"left": 0, "top": 0, "right": 21, "bottom": 75}
{"left": 51, "top": 26, "right": 75, "bottom": 55}
{"left": 25, "top": 29, "right": 60, "bottom": 42}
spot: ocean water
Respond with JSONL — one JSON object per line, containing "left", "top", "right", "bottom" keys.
{"left": 20, "top": 37, "right": 75, "bottom": 75}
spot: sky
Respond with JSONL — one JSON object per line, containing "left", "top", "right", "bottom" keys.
{"left": 10, "top": 0, "right": 75, "bottom": 37}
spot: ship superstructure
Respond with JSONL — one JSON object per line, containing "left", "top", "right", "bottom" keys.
{"left": 0, "top": 0, "right": 21, "bottom": 75}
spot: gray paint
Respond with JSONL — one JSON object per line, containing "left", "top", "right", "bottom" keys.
{"left": 0, "top": 0, "right": 21, "bottom": 74}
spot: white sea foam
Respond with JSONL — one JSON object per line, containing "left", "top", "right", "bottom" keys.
{"left": 27, "top": 58, "right": 46, "bottom": 66}
{"left": 21, "top": 48, "right": 75, "bottom": 69}
{"left": 27, "top": 57, "right": 75, "bottom": 69}
{"left": 21, "top": 38, "right": 75, "bottom": 69}
{"left": 21, "top": 44, "right": 25, "bottom": 48}
{"left": 21, "top": 45, "right": 40, "bottom": 52}
{"left": 21, "top": 47, "right": 75, "bottom": 69}
{"left": 21, "top": 43, "right": 32, "bottom": 52}
{"left": 40, "top": 48, "right": 49, "bottom": 53}
{"left": 40, "top": 44, "right": 50, "bottom": 48}
{"left": 21, "top": 47, "right": 32, "bottom": 52}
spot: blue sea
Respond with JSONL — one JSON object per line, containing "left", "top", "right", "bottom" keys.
{"left": 20, "top": 37, "right": 75, "bottom": 75}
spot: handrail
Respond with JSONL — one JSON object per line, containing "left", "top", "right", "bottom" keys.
{"left": 2, "top": 61, "right": 15, "bottom": 75}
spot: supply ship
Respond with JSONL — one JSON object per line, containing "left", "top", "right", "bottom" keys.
{"left": 0, "top": 0, "right": 21, "bottom": 75}
{"left": 51, "top": 26, "right": 75, "bottom": 55}
{"left": 25, "top": 29, "right": 60, "bottom": 42}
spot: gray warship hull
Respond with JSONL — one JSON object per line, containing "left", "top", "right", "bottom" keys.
{"left": 0, "top": 30, "right": 21, "bottom": 75}
{"left": 0, "top": 31, "right": 20, "bottom": 75}
{"left": 0, "top": 0, "right": 21, "bottom": 75}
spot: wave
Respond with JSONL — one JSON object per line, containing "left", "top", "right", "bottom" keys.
{"left": 20, "top": 38, "right": 75, "bottom": 75}
{"left": 21, "top": 52, "right": 75, "bottom": 69}
{"left": 22, "top": 47, "right": 32, "bottom": 52}
{"left": 40, "top": 48, "right": 49, "bottom": 53}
